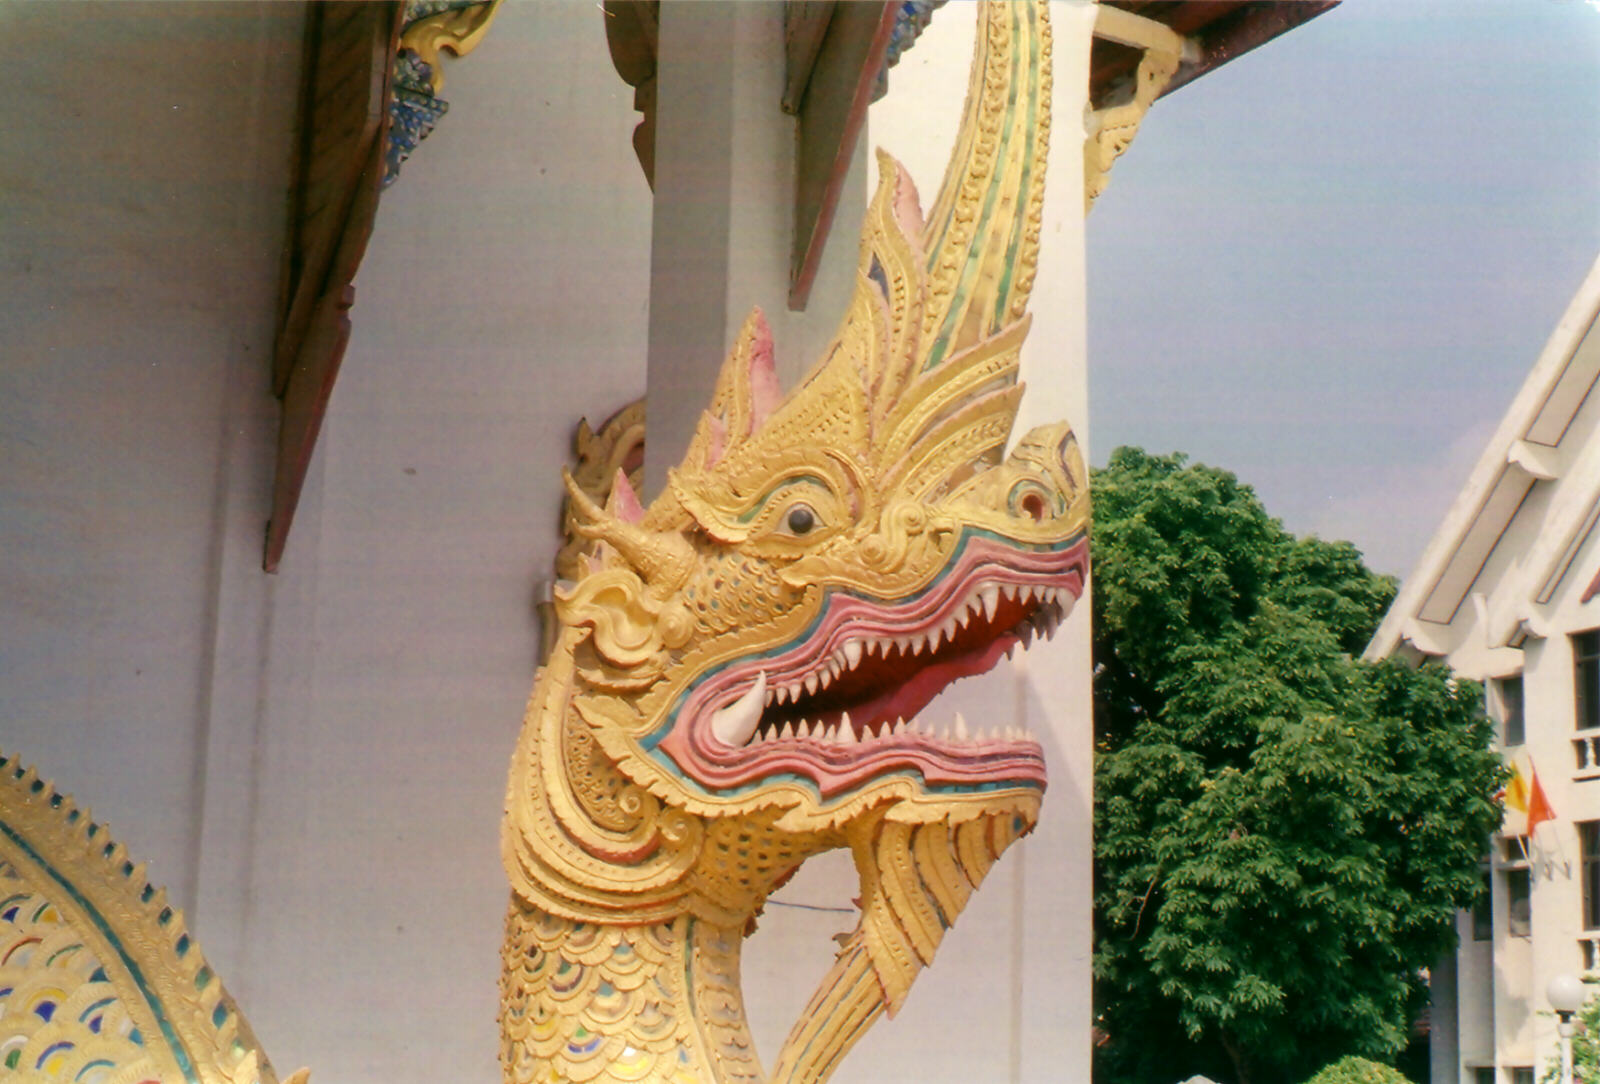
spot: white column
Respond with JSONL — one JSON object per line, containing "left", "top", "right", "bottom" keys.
{"left": 842, "top": 5, "right": 1097, "bottom": 1080}
{"left": 1013, "top": 9, "right": 1098, "bottom": 1079}
{"left": 644, "top": 0, "right": 863, "bottom": 497}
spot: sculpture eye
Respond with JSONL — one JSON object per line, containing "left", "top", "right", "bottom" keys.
{"left": 741, "top": 472, "right": 848, "bottom": 550}
{"left": 1008, "top": 481, "right": 1056, "bottom": 523}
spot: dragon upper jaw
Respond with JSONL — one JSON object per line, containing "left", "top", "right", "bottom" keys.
{"left": 654, "top": 533, "right": 1086, "bottom": 800}
{"left": 739, "top": 577, "right": 1068, "bottom": 744}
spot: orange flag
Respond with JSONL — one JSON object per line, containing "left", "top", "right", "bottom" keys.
{"left": 1498, "top": 758, "right": 1556, "bottom": 834}
{"left": 1526, "top": 764, "right": 1556, "bottom": 833}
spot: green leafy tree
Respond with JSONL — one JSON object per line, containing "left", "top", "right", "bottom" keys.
{"left": 1302, "top": 1056, "right": 1412, "bottom": 1084}
{"left": 1092, "top": 448, "right": 1505, "bottom": 1084}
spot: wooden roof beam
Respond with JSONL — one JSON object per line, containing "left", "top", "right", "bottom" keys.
{"left": 1093, "top": 5, "right": 1200, "bottom": 66}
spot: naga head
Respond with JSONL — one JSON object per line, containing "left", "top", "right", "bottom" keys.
{"left": 555, "top": 158, "right": 1086, "bottom": 834}
{"left": 504, "top": 3, "right": 1082, "bottom": 1078}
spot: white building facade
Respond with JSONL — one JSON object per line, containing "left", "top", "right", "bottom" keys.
{"left": 1368, "top": 254, "right": 1600, "bottom": 1084}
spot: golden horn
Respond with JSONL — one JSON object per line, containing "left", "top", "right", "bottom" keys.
{"left": 562, "top": 470, "right": 694, "bottom": 595}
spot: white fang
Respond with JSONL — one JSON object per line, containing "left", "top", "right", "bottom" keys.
{"left": 712, "top": 671, "right": 767, "bottom": 746}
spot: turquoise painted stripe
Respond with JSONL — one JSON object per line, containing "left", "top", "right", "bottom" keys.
{"left": 925, "top": 4, "right": 1033, "bottom": 370}
{"left": 992, "top": 4, "right": 1041, "bottom": 330}
{"left": 0, "top": 817, "right": 200, "bottom": 1083}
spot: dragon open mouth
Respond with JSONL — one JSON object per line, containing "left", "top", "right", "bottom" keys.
{"left": 725, "top": 580, "right": 1071, "bottom": 747}
{"left": 655, "top": 535, "right": 1087, "bottom": 797}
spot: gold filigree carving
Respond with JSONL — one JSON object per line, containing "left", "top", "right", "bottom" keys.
{"left": 1084, "top": 43, "right": 1180, "bottom": 211}
{"left": 542, "top": 401, "right": 649, "bottom": 662}
{"left": 0, "top": 754, "right": 303, "bottom": 1084}
{"left": 400, "top": 0, "right": 504, "bottom": 94}
{"left": 558, "top": 401, "right": 648, "bottom": 585}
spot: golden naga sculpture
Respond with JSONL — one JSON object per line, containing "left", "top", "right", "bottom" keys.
{"left": 501, "top": 4, "right": 1084, "bottom": 1081}
{"left": 0, "top": 3, "right": 1085, "bottom": 1082}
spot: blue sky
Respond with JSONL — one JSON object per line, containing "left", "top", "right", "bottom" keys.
{"left": 1087, "top": 0, "right": 1600, "bottom": 576}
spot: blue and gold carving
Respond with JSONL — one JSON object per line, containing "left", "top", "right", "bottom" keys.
{"left": 385, "top": 0, "right": 503, "bottom": 187}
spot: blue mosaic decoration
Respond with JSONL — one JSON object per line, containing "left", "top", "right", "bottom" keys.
{"left": 385, "top": 0, "right": 496, "bottom": 188}
{"left": 387, "top": 49, "right": 449, "bottom": 188}
{"left": 875, "top": 0, "right": 949, "bottom": 101}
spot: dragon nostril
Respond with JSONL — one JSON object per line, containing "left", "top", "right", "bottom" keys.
{"left": 1020, "top": 493, "right": 1046, "bottom": 522}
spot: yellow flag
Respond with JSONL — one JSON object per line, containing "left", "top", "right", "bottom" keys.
{"left": 1501, "top": 761, "right": 1529, "bottom": 814}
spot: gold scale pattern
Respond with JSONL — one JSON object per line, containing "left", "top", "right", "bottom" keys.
{"left": 0, "top": 859, "right": 159, "bottom": 1083}
{"left": 0, "top": 756, "right": 299, "bottom": 1084}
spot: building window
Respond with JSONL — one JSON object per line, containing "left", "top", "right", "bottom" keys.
{"left": 1503, "top": 837, "right": 1532, "bottom": 938}
{"left": 1577, "top": 631, "right": 1600, "bottom": 730}
{"left": 1583, "top": 822, "right": 1600, "bottom": 931}
{"left": 1511, "top": 1069, "right": 1535, "bottom": 1084}
{"left": 1472, "top": 1069, "right": 1495, "bottom": 1084}
{"left": 1472, "top": 868, "right": 1493, "bottom": 941}
{"left": 1497, "top": 675, "right": 1525, "bottom": 746}
{"left": 1507, "top": 869, "right": 1532, "bottom": 937}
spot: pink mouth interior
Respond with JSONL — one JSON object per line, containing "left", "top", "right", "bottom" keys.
{"left": 756, "top": 591, "right": 1041, "bottom": 741}
{"left": 659, "top": 537, "right": 1088, "bottom": 795}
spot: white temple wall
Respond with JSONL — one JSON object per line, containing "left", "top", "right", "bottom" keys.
{"left": 3, "top": 5, "right": 653, "bottom": 1080}
{"left": 1, "top": 0, "right": 306, "bottom": 962}
{"left": 215, "top": 6, "right": 658, "bottom": 1080}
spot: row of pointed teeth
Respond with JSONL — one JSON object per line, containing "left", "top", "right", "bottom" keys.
{"left": 709, "top": 662, "right": 1042, "bottom": 748}
{"left": 1016, "top": 599, "right": 1067, "bottom": 646}
{"left": 707, "top": 583, "right": 1072, "bottom": 747}
{"left": 749, "top": 711, "right": 1028, "bottom": 747}
{"left": 760, "top": 583, "right": 1073, "bottom": 706}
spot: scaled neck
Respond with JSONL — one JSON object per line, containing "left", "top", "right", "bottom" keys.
{"left": 500, "top": 900, "right": 762, "bottom": 1084}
